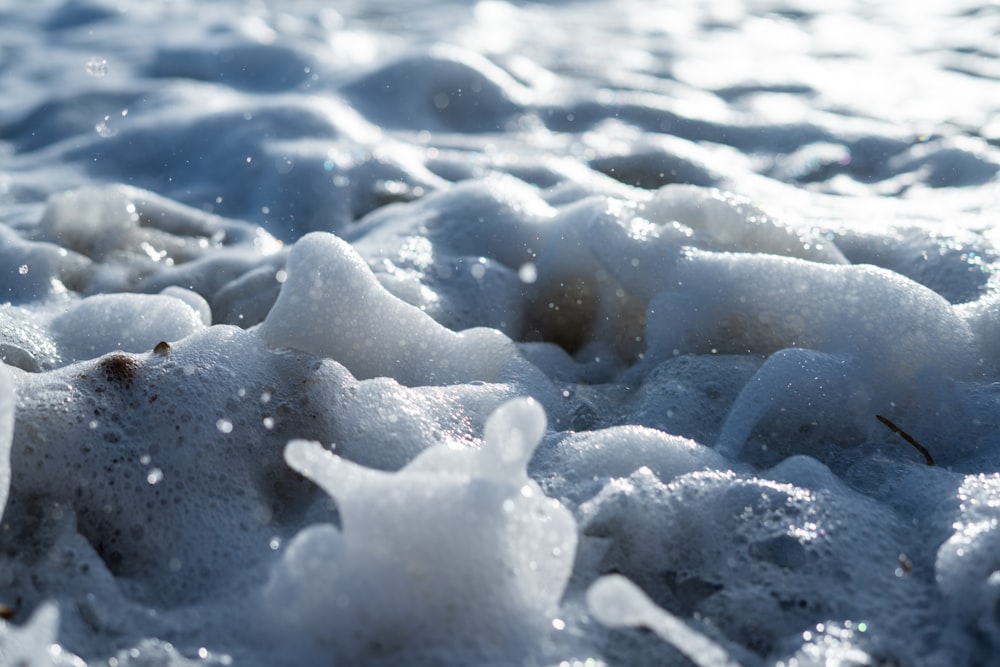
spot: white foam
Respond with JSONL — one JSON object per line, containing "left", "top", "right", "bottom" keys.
{"left": 259, "top": 231, "right": 529, "bottom": 387}
{"left": 1, "top": 1, "right": 999, "bottom": 664}
{"left": 588, "top": 574, "right": 739, "bottom": 667}
{"left": 0, "top": 365, "right": 13, "bottom": 517}
{"left": 50, "top": 292, "right": 207, "bottom": 363}
{"left": 260, "top": 398, "right": 576, "bottom": 663}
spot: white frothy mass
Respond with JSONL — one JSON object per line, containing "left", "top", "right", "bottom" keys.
{"left": 2, "top": 0, "right": 1000, "bottom": 665}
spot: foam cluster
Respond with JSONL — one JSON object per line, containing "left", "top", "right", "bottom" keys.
{"left": 257, "top": 398, "right": 576, "bottom": 664}
{"left": 2, "top": 2, "right": 1000, "bottom": 665}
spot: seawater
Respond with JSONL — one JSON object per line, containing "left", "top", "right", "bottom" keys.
{"left": 1, "top": 1, "right": 1000, "bottom": 665}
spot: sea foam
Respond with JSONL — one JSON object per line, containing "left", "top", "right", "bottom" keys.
{"left": 2, "top": 1, "right": 1000, "bottom": 666}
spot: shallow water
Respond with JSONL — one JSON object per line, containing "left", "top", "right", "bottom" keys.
{"left": 2, "top": 1, "right": 1000, "bottom": 665}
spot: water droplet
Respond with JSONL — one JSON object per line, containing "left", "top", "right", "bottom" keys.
{"left": 262, "top": 417, "right": 274, "bottom": 430}
{"left": 146, "top": 468, "right": 163, "bottom": 485}
{"left": 518, "top": 262, "right": 538, "bottom": 284}
{"left": 216, "top": 418, "right": 234, "bottom": 434}
{"left": 95, "top": 116, "right": 116, "bottom": 137}
{"left": 86, "top": 57, "right": 108, "bottom": 77}
{"left": 17, "top": 264, "right": 27, "bottom": 275}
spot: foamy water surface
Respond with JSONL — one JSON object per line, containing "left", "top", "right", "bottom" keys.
{"left": 2, "top": 1, "right": 1000, "bottom": 665}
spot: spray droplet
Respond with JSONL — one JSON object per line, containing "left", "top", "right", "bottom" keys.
{"left": 86, "top": 57, "right": 108, "bottom": 77}
{"left": 17, "top": 265, "right": 28, "bottom": 275}
{"left": 518, "top": 262, "right": 537, "bottom": 284}
{"left": 95, "top": 116, "right": 116, "bottom": 137}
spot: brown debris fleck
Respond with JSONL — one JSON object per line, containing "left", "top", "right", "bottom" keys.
{"left": 99, "top": 352, "right": 139, "bottom": 387}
